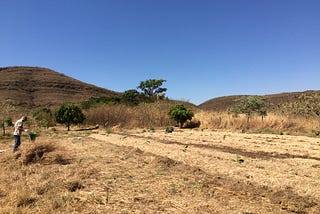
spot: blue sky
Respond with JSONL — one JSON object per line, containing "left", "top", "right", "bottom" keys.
{"left": 1, "top": 0, "right": 319, "bottom": 105}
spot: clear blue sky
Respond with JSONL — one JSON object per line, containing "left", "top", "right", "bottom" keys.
{"left": 1, "top": 0, "right": 319, "bottom": 105}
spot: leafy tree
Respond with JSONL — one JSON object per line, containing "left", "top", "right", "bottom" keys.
{"left": 121, "top": 89, "right": 142, "bottom": 106}
{"left": 168, "top": 104, "right": 194, "bottom": 128}
{"left": 229, "top": 96, "right": 269, "bottom": 123}
{"left": 137, "top": 79, "right": 167, "bottom": 101}
{"left": 281, "top": 94, "right": 320, "bottom": 127}
{"left": 55, "top": 103, "right": 85, "bottom": 131}
{"left": 33, "top": 107, "right": 55, "bottom": 128}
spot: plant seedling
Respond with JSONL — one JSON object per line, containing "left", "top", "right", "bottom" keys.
{"left": 233, "top": 155, "right": 244, "bottom": 163}
{"left": 182, "top": 144, "right": 189, "bottom": 152}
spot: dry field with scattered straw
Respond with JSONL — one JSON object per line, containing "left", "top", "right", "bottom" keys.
{"left": 0, "top": 126, "right": 319, "bottom": 213}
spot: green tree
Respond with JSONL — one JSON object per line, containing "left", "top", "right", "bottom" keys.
{"left": 281, "top": 94, "right": 320, "bottom": 127}
{"left": 229, "top": 96, "right": 269, "bottom": 123}
{"left": 137, "top": 79, "right": 167, "bottom": 101}
{"left": 55, "top": 103, "right": 85, "bottom": 131}
{"left": 168, "top": 104, "right": 194, "bottom": 128}
{"left": 121, "top": 89, "right": 142, "bottom": 106}
{"left": 33, "top": 107, "right": 54, "bottom": 128}
{"left": 81, "top": 96, "right": 121, "bottom": 109}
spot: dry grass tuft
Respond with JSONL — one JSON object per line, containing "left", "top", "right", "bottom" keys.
{"left": 65, "top": 180, "right": 84, "bottom": 192}
{"left": 84, "top": 101, "right": 175, "bottom": 128}
{"left": 23, "top": 142, "right": 56, "bottom": 165}
{"left": 53, "top": 154, "right": 72, "bottom": 165}
{"left": 15, "top": 191, "right": 37, "bottom": 208}
{"left": 196, "top": 111, "right": 319, "bottom": 135}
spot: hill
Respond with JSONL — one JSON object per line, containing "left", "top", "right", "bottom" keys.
{"left": 198, "top": 90, "right": 320, "bottom": 111}
{"left": 0, "top": 66, "right": 119, "bottom": 110}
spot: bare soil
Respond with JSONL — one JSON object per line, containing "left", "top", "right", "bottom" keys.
{"left": 0, "top": 129, "right": 319, "bottom": 213}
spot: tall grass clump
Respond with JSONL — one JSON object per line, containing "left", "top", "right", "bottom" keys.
{"left": 84, "top": 101, "right": 176, "bottom": 129}
{"left": 196, "top": 111, "right": 318, "bottom": 135}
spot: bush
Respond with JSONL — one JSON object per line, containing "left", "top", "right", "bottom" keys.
{"left": 165, "top": 126, "right": 174, "bottom": 133}
{"left": 168, "top": 104, "right": 194, "bottom": 128}
{"left": 33, "top": 107, "right": 55, "bottom": 128}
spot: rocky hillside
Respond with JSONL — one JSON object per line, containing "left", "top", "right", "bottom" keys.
{"left": 0, "top": 66, "right": 119, "bottom": 109}
{"left": 198, "top": 90, "right": 320, "bottom": 111}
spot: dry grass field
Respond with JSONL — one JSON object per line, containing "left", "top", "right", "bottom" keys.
{"left": 0, "top": 127, "right": 319, "bottom": 213}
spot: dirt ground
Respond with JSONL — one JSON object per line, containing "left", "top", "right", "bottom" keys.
{"left": 0, "top": 128, "right": 320, "bottom": 213}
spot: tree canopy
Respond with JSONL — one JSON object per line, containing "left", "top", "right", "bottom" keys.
{"left": 137, "top": 79, "right": 167, "bottom": 101}
{"left": 228, "top": 96, "right": 269, "bottom": 122}
{"left": 55, "top": 103, "right": 85, "bottom": 131}
{"left": 168, "top": 104, "right": 194, "bottom": 128}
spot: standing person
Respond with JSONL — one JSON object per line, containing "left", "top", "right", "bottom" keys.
{"left": 13, "top": 116, "right": 27, "bottom": 152}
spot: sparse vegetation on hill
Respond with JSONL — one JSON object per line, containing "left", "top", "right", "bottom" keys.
{"left": 198, "top": 90, "right": 320, "bottom": 112}
{"left": 0, "top": 66, "right": 119, "bottom": 109}
{"left": 2, "top": 66, "right": 320, "bottom": 136}
{"left": 1, "top": 67, "right": 320, "bottom": 213}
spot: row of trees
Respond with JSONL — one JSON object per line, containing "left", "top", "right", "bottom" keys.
{"left": 6, "top": 79, "right": 192, "bottom": 131}
{"left": 82, "top": 79, "right": 167, "bottom": 108}
{"left": 30, "top": 102, "right": 195, "bottom": 131}
{"left": 29, "top": 94, "right": 320, "bottom": 131}
{"left": 3, "top": 77, "right": 320, "bottom": 134}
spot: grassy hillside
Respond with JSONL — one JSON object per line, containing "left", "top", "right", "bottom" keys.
{"left": 0, "top": 66, "right": 119, "bottom": 109}
{"left": 198, "top": 90, "right": 320, "bottom": 111}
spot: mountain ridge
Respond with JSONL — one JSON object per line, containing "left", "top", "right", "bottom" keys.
{"left": 0, "top": 66, "right": 119, "bottom": 109}
{"left": 198, "top": 90, "right": 320, "bottom": 111}
{"left": 1, "top": 66, "right": 318, "bottom": 112}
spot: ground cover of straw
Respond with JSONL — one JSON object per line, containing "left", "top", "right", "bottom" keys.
{"left": 0, "top": 128, "right": 320, "bottom": 213}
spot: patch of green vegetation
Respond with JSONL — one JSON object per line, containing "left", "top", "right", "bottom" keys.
{"left": 165, "top": 126, "right": 174, "bottom": 133}
{"left": 232, "top": 155, "right": 245, "bottom": 164}
{"left": 149, "top": 127, "right": 155, "bottom": 132}
{"left": 156, "top": 167, "right": 169, "bottom": 176}
{"left": 169, "top": 183, "right": 177, "bottom": 195}
{"left": 182, "top": 144, "right": 189, "bottom": 152}
{"left": 106, "top": 128, "right": 113, "bottom": 135}
{"left": 253, "top": 128, "right": 276, "bottom": 134}
{"left": 312, "top": 129, "right": 320, "bottom": 136}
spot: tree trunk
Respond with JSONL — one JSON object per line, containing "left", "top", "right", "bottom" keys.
{"left": 179, "top": 121, "right": 183, "bottom": 129}
{"left": 2, "top": 120, "right": 5, "bottom": 136}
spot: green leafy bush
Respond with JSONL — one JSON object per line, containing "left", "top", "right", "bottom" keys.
{"left": 168, "top": 104, "right": 194, "bottom": 128}
{"left": 55, "top": 103, "right": 85, "bottom": 131}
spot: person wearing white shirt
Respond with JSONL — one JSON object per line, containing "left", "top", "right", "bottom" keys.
{"left": 13, "top": 116, "right": 27, "bottom": 152}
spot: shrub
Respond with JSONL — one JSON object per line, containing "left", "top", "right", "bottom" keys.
{"left": 168, "top": 104, "right": 194, "bottom": 128}
{"left": 33, "top": 107, "right": 55, "bottom": 128}
{"left": 165, "top": 126, "right": 174, "bottom": 133}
